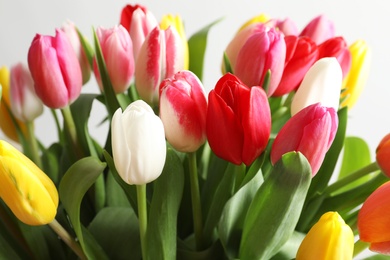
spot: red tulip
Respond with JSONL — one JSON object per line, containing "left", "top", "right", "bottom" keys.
{"left": 300, "top": 15, "right": 335, "bottom": 45}
{"left": 206, "top": 73, "right": 271, "bottom": 166}
{"left": 271, "top": 103, "right": 338, "bottom": 176}
{"left": 318, "top": 37, "right": 352, "bottom": 78}
{"left": 376, "top": 133, "right": 390, "bottom": 177}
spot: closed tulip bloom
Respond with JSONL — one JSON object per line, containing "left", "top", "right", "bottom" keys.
{"left": 237, "top": 13, "right": 270, "bottom": 32}
{"left": 318, "top": 37, "right": 352, "bottom": 78}
{"left": 120, "top": 4, "right": 158, "bottom": 61}
{"left": 375, "top": 133, "right": 390, "bottom": 177}
{"left": 206, "top": 73, "right": 271, "bottom": 166}
{"left": 135, "top": 26, "right": 185, "bottom": 106}
{"left": 234, "top": 27, "right": 286, "bottom": 96}
{"left": 10, "top": 63, "right": 43, "bottom": 122}
{"left": 94, "top": 25, "right": 135, "bottom": 94}
{"left": 265, "top": 17, "right": 299, "bottom": 36}
{"left": 159, "top": 70, "right": 207, "bottom": 152}
{"left": 111, "top": 100, "right": 166, "bottom": 185}
{"left": 296, "top": 212, "right": 354, "bottom": 260}
{"left": 28, "top": 29, "right": 82, "bottom": 109}
{"left": 291, "top": 57, "right": 342, "bottom": 116}
{"left": 271, "top": 103, "right": 338, "bottom": 176}
{"left": 273, "top": 36, "right": 318, "bottom": 97}
{"left": 358, "top": 181, "right": 390, "bottom": 255}
{"left": 300, "top": 15, "right": 335, "bottom": 44}
{"left": 341, "top": 40, "right": 371, "bottom": 108}
{"left": 0, "top": 140, "right": 58, "bottom": 225}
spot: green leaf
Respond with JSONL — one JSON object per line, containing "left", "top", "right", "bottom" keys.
{"left": 188, "top": 18, "right": 223, "bottom": 80}
{"left": 239, "top": 152, "right": 312, "bottom": 260}
{"left": 271, "top": 231, "right": 305, "bottom": 260}
{"left": 105, "top": 171, "right": 131, "bottom": 207}
{"left": 222, "top": 52, "right": 233, "bottom": 74}
{"left": 0, "top": 233, "right": 22, "bottom": 260}
{"left": 76, "top": 27, "right": 94, "bottom": 68}
{"left": 177, "top": 239, "right": 225, "bottom": 260}
{"left": 147, "top": 148, "right": 185, "bottom": 260}
{"left": 18, "top": 224, "right": 50, "bottom": 259}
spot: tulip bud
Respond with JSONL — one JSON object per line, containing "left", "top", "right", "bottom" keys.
{"left": 94, "top": 25, "right": 135, "bottom": 94}
{"left": 265, "top": 17, "right": 299, "bottom": 36}
{"left": 120, "top": 4, "right": 158, "bottom": 61}
{"left": 159, "top": 70, "right": 207, "bottom": 153}
{"left": 376, "top": 133, "right": 390, "bottom": 177}
{"left": 271, "top": 103, "right": 338, "bottom": 176}
{"left": 10, "top": 63, "right": 43, "bottom": 122}
{"left": 135, "top": 26, "right": 185, "bottom": 106}
{"left": 318, "top": 37, "right": 352, "bottom": 78}
{"left": 206, "top": 73, "right": 271, "bottom": 166}
{"left": 341, "top": 40, "right": 371, "bottom": 109}
{"left": 238, "top": 13, "right": 270, "bottom": 32}
{"left": 300, "top": 15, "right": 335, "bottom": 44}
{"left": 291, "top": 57, "right": 342, "bottom": 116}
{"left": 0, "top": 140, "right": 58, "bottom": 225}
{"left": 27, "top": 29, "right": 82, "bottom": 109}
{"left": 111, "top": 100, "right": 166, "bottom": 185}
{"left": 358, "top": 181, "right": 390, "bottom": 255}
{"left": 296, "top": 212, "right": 354, "bottom": 260}
{"left": 234, "top": 27, "right": 286, "bottom": 96}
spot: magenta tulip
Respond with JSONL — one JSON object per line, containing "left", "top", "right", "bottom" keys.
{"left": 27, "top": 29, "right": 82, "bottom": 109}
{"left": 300, "top": 15, "right": 335, "bottom": 45}
{"left": 318, "top": 37, "right": 352, "bottom": 78}
{"left": 206, "top": 73, "right": 271, "bottom": 166}
{"left": 271, "top": 103, "right": 338, "bottom": 176}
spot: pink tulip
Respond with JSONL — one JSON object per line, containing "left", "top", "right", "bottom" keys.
{"left": 10, "top": 63, "right": 43, "bottom": 122}
{"left": 206, "top": 73, "right": 271, "bottom": 166}
{"left": 300, "top": 15, "right": 335, "bottom": 45}
{"left": 318, "top": 37, "right": 352, "bottom": 78}
{"left": 94, "top": 25, "right": 135, "bottom": 94}
{"left": 270, "top": 103, "right": 338, "bottom": 176}
{"left": 27, "top": 29, "right": 82, "bottom": 109}
{"left": 120, "top": 4, "right": 158, "bottom": 61}
{"left": 234, "top": 27, "right": 286, "bottom": 96}
{"left": 159, "top": 70, "right": 207, "bottom": 152}
{"left": 135, "top": 26, "right": 185, "bottom": 106}
{"left": 265, "top": 17, "right": 299, "bottom": 36}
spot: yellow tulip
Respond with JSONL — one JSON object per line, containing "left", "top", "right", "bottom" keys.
{"left": 0, "top": 66, "right": 28, "bottom": 142}
{"left": 340, "top": 40, "right": 371, "bottom": 108}
{"left": 238, "top": 13, "right": 270, "bottom": 32}
{"left": 296, "top": 212, "right": 354, "bottom": 260}
{"left": 160, "top": 14, "right": 189, "bottom": 70}
{"left": 0, "top": 140, "right": 58, "bottom": 225}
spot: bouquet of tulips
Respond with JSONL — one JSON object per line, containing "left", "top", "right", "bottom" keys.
{"left": 1, "top": 3, "right": 390, "bottom": 260}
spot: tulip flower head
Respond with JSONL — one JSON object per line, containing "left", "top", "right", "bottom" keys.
{"left": 237, "top": 13, "right": 270, "bottom": 32}
{"left": 300, "top": 15, "right": 335, "bottom": 45}
{"left": 265, "top": 17, "right": 299, "bottom": 36}
{"left": 27, "top": 29, "right": 82, "bottom": 109}
{"left": 358, "top": 181, "right": 390, "bottom": 255}
{"left": 271, "top": 103, "right": 338, "bottom": 176}
{"left": 296, "top": 212, "right": 354, "bottom": 260}
{"left": 0, "top": 140, "right": 58, "bottom": 225}
{"left": 111, "top": 100, "right": 166, "bottom": 185}
{"left": 375, "top": 133, "right": 390, "bottom": 178}
{"left": 159, "top": 70, "right": 207, "bottom": 153}
{"left": 206, "top": 73, "right": 271, "bottom": 166}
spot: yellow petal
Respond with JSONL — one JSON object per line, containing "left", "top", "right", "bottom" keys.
{"left": 238, "top": 13, "right": 270, "bottom": 32}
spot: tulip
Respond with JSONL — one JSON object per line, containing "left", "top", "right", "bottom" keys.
{"left": 27, "top": 29, "right": 82, "bottom": 109}
{"left": 296, "top": 212, "right": 354, "bottom": 260}
{"left": 300, "top": 15, "right": 335, "bottom": 44}
{"left": 135, "top": 26, "right": 185, "bottom": 106}
{"left": 290, "top": 57, "right": 342, "bottom": 116}
{"left": 159, "top": 70, "right": 207, "bottom": 152}
{"left": 160, "top": 14, "right": 189, "bottom": 70}
{"left": 111, "top": 100, "right": 166, "bottom": 185}
{"left": 237, "top": 13, "right": 270, "bottom": 32}
{"left": 271, "top": 103, "right": 338, "bottom": 176}
{"left": 340, "top": 40, "right": 371, "bottom": 108}
{"left": 61, "top": 20, "right": 91, "bottom": 85}
{"left": 206, "top": 73, "right": 271, "bottom": 166}
{"left": 0, "top": 140, "right": 58, "bottom": 225}
{"left": 273, "top": 36, "right": 318, "bottom": 97}
{"left": 376, "top": 133, "right": 390, "bottom": 177}
{"left": 358, "top": 181, "right": 390, "bottom": 255}
{"left": 10, "top": 63, "right": 43, "bottom": 122}
{"left": 318, "top": 37, "right": 352, "bottom": 78}
{"left": 234, "top": 27, "right": 286, "bottom": 96}
{"left": 120, "top": 4, "right": 158, "bottom": 61}
{"left": 265, "top": 17, "right": 299, "bottom": 36}
{"left": 94, "top": 25, "right": 135, "bottom": 94}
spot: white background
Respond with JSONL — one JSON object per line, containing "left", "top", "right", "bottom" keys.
{"left": 0, "top": 0, "right": 388, "bottom": 258}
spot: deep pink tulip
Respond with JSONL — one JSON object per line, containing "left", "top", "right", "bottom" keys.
{"left": 206, "top": 73, "right": 271, "bottom": 166}
{"left": 159, "top": 70, "right": 207, "bottom": 152}
{"left": 270, "top": 103, "right": 338, "bottom": 176}
{"left": 318, "top": 37, "right": 352, "bottom": 78}
{"left": 234, "top": 27, "right": 286, "bottom": 96}
{"left": 135, "top": 26, "right": 185, "bottom": 106}
{"left": 94, "top": 25, "right": 135, "bottom": 94}
{"left": 120, "top": 4, "right": 158, "bottom": 61}
{"left": 300, "top": 15, "right": 335, "bottom": 45}
{"left": 27, "top": 29, "right": 82, "bottom": 109}
{"left": 273, "top": 35, "right": 318, "bottom": 97}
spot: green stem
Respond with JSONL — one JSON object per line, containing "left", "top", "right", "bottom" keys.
{"left": 26, "top": 121, "right": 42, "bottom": 168}
{"left": 353, "top": 239, "right": 370, "bottom": 258}
{"left": 137, "top": 184, "right": 147, "bottom": 260}
{"left": 50, "top": 109, "right": 63, "bottom": 143}
{"left": 60, "top": 105, "right": 83, "bottom": 159}
{"left": 188, "top": 152, "right": 204, "bottom": 250}
{"left": 48, "top": 219, "right": 86, "bottom": 260}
